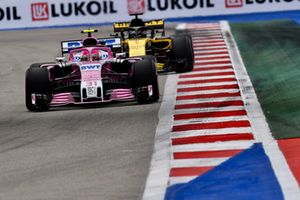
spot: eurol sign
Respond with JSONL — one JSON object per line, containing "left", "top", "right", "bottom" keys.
{"left": 0, "top": 0, "right": 299, "bottom": 30}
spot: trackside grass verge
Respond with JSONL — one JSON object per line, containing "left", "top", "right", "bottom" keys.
{"left": 230, "top": 20, "right": 300, "bottom": 139}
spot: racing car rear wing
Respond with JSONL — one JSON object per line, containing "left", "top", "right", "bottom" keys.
{"left": 113, "top": 19, "right": 165, "bottom": 32}
{"left": 61, "top": 37, "right": 121, "bottom": 55}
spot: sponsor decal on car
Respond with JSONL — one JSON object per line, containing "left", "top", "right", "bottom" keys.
{"left": 31, "top": 94, "right": 36, "bottom": 105}
{"left": 144, "top": 19, "right": 164, "bottom": 27}
{"left": 80, "top": 64, "right": 101, "bottom": 71}
{"left": 74, "top": 52, "right": 83, "bottom": 62}
{"left": 68, "top": 41, "right": 82, "bottom": 49}
{"left": 98, "top": 38, "right": 121, "bottom": 48}
{"left": 87, "top": 87, "right": 97, "bottom": 97}
{"left": 128, "top": 39, "right": 147, "bottom": 57}
{"left": 148, "top": 85, "right": 153, "bottom": 96}
{"left": 100, "top": 50, "right": 109, "bottom": 60}
{"left": 81, "top": 70, "right": 101, "bottom": 81}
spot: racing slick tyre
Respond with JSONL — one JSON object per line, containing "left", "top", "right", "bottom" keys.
{"left": 25, "top": 66, "right": 52, "bottom": 111}
{"left": 175, "top": 30, "right": 194, "bottom": 64}
{"left": 172, "top": 35, "right": 194, "bottom": 73}
{"left": 132, "top": 56, "right": 159, "bottom": 103}
{"left": 185, "top": 33, "right": 194, "bottom": 67}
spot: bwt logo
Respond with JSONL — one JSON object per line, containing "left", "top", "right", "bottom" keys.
{"left": 80, "top": 65, "right": 101, "bottom": 71}
{"left": 225, "top": 0, "right": 243, "bottom": 8}
{"left": 31, "top": 2, "right": 49, "bottom": 21}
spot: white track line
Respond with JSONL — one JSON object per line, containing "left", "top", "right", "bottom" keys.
{"left": 171, "top": 127, "right": 253, "bottom": 139}
{"left": 193, "top": 65, "right": 233, "bottom": 69}
{"left": 192, "top": 31, "right": 221, "bottom": 33}
{"left": 173, "top": 116, "right": 249, "bottom": 126}
{"left": 174, "top": 106, "right": 246, "bottom": 114}
{"left": 193, "top": 38, "right": 224, "bottom": 41}
{"left": 193, "top": 39, "right": 224, "bottom": 42}
{"left": 193, "top": 64, "right": 232, "bottom": 68}
{"left": 195, "top": 54, "right": 230, "bottom": 59}
{"left": 190, "top": 28, "right": 221, "bottom": 31}
{"left": 184, "top": 68, "right": 233, "bottom": 74}
{"left": 193, "top": 35, "right": 222, "bottom": 38}
{"left": 177, "top": 81, "right": 238, "bottom": 88}
{"left": 194, "top": 56, "right": 230, "bottom": 60}
{"left": 171, "top": 140, "right": 255, "bottom": 152}
{"left": 173, "top": 107, "right": 244, "bottom": 114}
{"left": 191, "top": 32, "right": 221, "bottom": 35}
{"left": 194, "top": 46, "right": 227, "bottom": 51}
{"left": 179, "top": 75, "right": 235, "bottom": 81}
{"left": 194, "top": 43, "right": 226, "bottom": 47}
{"left": 194, "top": 49, "right": 229, "bottom": 54}
{"left": 194, "top": 58, "right": 230, "bottom": 62}
{"left": 193, "top": 37, "right": 224, "bottom": 40}
{"left": 169, "top": 176, "right": 198, "bottom": 185}
{"left": 177, "top": 89, "right": 240, "bottom": 95}
{"left": 221, "top": 21, "right": 300, "bottom": 199}
{"left": 184, "top": 69, "right": 234, "bottom": 74}
{"left": 176, "top": 96, "right": 243, "bottom": 104}
{"left": 142, "top": 74, "right": 178, "bottom": 200}
{"left": 171, "top": 157, "right": 228, "bottom": 168}
{"left": 195, "top": 57, "right": 231, "bottom": 62}
{"left": 193, "top": 38, "right": 224, "bottom": 42}
{"left": 192, "top": 33, "right": 223, "bottom": 37}
{"left": 193, "top": 40, "right": 225, "bottom": 44}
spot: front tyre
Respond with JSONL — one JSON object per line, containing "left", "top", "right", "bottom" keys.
{"left": 25, "top": 66, "right": 52, "bottom": 111}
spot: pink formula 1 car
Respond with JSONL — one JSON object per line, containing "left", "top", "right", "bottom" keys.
{"left": 25, "top": 29, "right": 159, "bottom": 111}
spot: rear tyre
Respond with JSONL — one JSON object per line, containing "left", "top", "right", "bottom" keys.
{"left": 185, "top": 33, "right": 194, "bottom": 67}
{"left": 131, "top": 56, "right": 159, "bottom": 103}
{"left": 25, "top": 66, "right": 52, "bottom": 111}
{"left": 175, "top": 31, "right": 194, "bottom": 64}
{"left": 172, "top": 35, "right": 194, "bottom": 73}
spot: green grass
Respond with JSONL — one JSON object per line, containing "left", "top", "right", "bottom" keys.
{"left": 230, "top": 20, "right": 300, "bottom": 139}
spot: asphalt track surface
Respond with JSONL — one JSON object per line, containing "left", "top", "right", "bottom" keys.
{"left": 0, "top": 26, "right": 172, "bottom": 200}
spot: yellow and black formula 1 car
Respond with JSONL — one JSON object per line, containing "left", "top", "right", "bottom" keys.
{"left": 111, "top": 15, "right": 194, "bottom": 73}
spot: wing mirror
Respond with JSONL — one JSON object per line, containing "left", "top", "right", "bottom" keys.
{"left": 56, "top": 57, "right": 66, "bottom": 62}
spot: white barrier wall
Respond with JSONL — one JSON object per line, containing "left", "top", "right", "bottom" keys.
{"left": 0, "top": 0, "right": 299, "bottom": 30}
